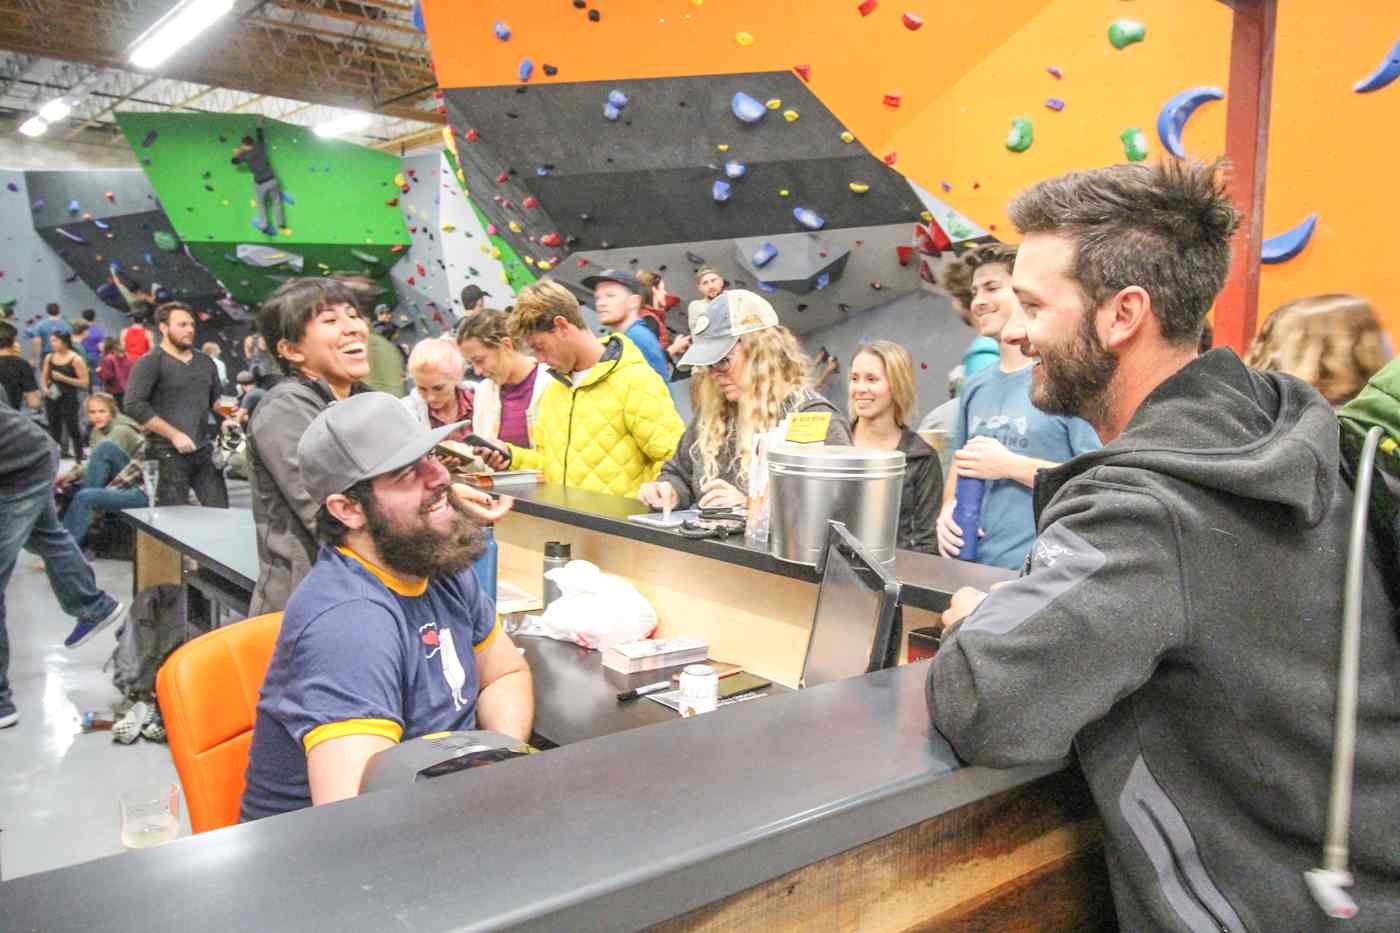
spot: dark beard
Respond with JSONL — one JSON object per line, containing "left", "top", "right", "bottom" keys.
{"left": 1030, "top": 313, "right": 1118, "bottom": 425}
{"left": 363, "top": 486, "right": 486, "bottom": 579}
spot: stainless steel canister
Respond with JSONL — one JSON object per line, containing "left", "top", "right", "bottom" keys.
{"left": 767, "top": 444, "right": 906, "bottom": 564}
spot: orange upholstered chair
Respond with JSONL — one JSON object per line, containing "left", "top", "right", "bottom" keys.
{"left": 156, "top": 612, "right": 282, "bottom": 834}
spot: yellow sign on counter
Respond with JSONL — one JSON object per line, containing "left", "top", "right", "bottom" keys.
{"left": 785, "top": 412, "right": 831, "bottom": 444}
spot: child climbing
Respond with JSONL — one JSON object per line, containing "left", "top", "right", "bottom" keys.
{"left": 232, "top": 116, "right": 284, "bottom": 235}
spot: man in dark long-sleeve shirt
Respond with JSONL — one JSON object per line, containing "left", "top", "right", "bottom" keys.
{"left": 124, "top": 302, "right": 227, "bottom": 508}
{"left": 232, "top": 116, "right": 284, "bottom": 235}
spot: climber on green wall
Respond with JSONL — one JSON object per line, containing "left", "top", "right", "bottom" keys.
{"left": 232, "top": 115, "right": 285, "bottom": 235}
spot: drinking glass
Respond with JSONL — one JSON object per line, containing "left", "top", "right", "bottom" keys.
{"left": 120, "top": 783, "right": 180, "bottom": 851}
{"left": 140, "top": 459, "right": 159, "bottom": 516}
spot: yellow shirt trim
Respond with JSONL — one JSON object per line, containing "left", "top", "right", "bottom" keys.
{"left": 475, "top": 619, "right": 500, "bottom": 654}
{"left": 337, "top": 546, "right": 428, "bottom": 597}
{"left": 303, "top": 718, "right": 403, "bottom": 754}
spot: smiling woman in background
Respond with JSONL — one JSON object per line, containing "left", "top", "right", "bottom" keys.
{"left": 456, "top": 309, "right": 549, "bottom": 448}
{"left": 246, "top": 278, "right": 372, "bottom": 615}
{"left": 639, "top": 290, "right": 850, "bottom": 512}
{"left": 848, "top": 341, "right": 942, "bottom": 554}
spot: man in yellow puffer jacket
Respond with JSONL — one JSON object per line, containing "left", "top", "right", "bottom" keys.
{"left": 493, "top": 280, "right": 683, "bottom": 496}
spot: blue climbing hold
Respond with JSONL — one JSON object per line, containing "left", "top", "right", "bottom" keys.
{"left": 4, "top": 182, "right": 15, "bottom": 192}
{"left": 724, "top": 160, "right": 747, "bottom": 179}
{"left": 518, "top": 58, "right": 533, "bottom": 82}
{"left": 608, "top": 89, "right": 629, "bottom": 108}
{"left": 31, "top": 199, "right": 44, "bottom": 211}
{"left": 144, "top": 253, "right": 154, "bottom": 265}
{"left": 67, "top": 199, "right": 80, "bottom": 214}
{"left": 815, "top": 271, "right": 831, "bottom": 290}
{"left": 411, "top": 0, "right": 425, "bottom": 32}
{"left": 712, "top": 180, "right": 733, "bottom": 202}
{"left": 756, "top": 280, "right": 777, "bottom": 293}
{"left": 1261, "top": 213, "right": 1318, "bottom": 264}
{"left": 752, "top": 242, "right": 778, "bottom": 267}
{"left": 604, "top": 102, "right": 621, "bottom": 121}
{"left": 1156, "top": 86, "right": 1223, "bottom": 159}
{"left": 493, "top": 20, "right": 511, "bottom": 41}
{"left": 536, "top": 165, "right": 552, "bottom": 176}
{"left": 94, "top": 219, "right": 110, "bottom": 230}
{"left": 280, "top": 190, "right": 296, "bottom": 205}
{"left": 793, "top": 207, "right": 825, "bottom": 230}
{"left": 731, "top": 92, "right": 766, "bottom": 123}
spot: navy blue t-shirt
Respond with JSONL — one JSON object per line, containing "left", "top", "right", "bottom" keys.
{"left": 240, "top": 545, "right": 498, "bottom": 821}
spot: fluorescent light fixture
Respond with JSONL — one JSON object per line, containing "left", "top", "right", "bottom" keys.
{"left": 314, "top": 112, "right": 372, "bottom": 138}
{"left": 38, "top": 98, "right": 71, "bottom": 122}
{"left": 129, "top": 0, "right": 236, "bottom": 70}
{"left": 19, "top": 116, "right": 48, "bottom": 137}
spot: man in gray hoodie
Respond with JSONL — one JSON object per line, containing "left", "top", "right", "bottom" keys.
{"left": 927, "top": 160, "right": 1400, "bottom": 930}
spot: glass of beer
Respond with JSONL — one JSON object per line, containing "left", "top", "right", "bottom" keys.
{"left": 214, "top": 396, "right": 239, "bottom": 419}
{"left": 120, "top": 783, "right": 181, "bottom": 851}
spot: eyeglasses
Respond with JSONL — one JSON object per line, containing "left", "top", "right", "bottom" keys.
{"left": 709, "top": 350, "right": 735, "bottom": 374}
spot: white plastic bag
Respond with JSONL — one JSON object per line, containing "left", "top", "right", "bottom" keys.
{"left": 513, "top": 560, "right": 658, "bottom": 649}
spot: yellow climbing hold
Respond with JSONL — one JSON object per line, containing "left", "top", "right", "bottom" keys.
{"left": 783, "top": 109, "right": 799, "bottom": 122}
{"left": 538, "top": 260, "right": 553, "bottom": 271}
{"left": 717, "top": 143, "right": 730, "bottom": 152}
{"left": 765, "top": 98, "right": 781, "bottom": 110}
{"left": 249, "top": 199, "right": 257, "bottom": 208}
{"left": 394, "top": 173, "right": 406, "bottom": 187}
{"left": 508, "top": 221, "right": 522, "bottom": 234}
{"left": 442, "top": 223, "right": 457, "bottom": 233}
{"left": 920, "top": 210, "right": 933, "bottom": 223}
{"left": 221, "top": 200, "right": 230, "bottom": 207}
{"left": 491, "top": 247, "right": 502, "bottom": 259}
{"left": 280, "top": 228, "right": 292, "bottom": 236}
{"left": 778, "top": 189, "right": 790, "bottom": 197}
{"left": 840, "top": 131, "right": 855, "bottom": 143}
{"left": 480, "top": 243, "right": 491, "bottom": 253}
{"left": 735, "top": 31, "right": 754, "bottom": 46}
{"left": 524, "top": 256, "right": 535, "bottom": 266}
{"left": 500, "top": 271, "right": 511, "bottom": 283}
{"left": 849, "top": 182, "right": 870, "bottom": 194}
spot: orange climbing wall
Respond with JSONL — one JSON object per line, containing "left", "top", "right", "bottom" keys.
{"left": 423, "top": 0, "right": 1400, "bottom": 340}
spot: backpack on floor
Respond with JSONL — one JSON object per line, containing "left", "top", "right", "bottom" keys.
{"left": 107, "top": 584, "right": 209, "bottom": 701}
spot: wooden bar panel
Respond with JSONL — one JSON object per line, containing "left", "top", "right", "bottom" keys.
{"left": 134, "top": 530, "right": 183, "bottom": 593}
{"left": 649, "top": 768, "right": 1112, "bottom": 933}
{"left": 496, "top": 510, "right": 817, "bottom": 687}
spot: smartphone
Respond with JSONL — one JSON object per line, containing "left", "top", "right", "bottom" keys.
{"left": 718, "top": 672, "right": 771, "bottom": 699}
{"left": 464, "top": 433, "right": 509, "bottom": 457}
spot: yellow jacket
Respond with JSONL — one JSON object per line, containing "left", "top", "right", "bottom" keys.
{"left": 508, "top": 334, "right": 684, "bottom": 496}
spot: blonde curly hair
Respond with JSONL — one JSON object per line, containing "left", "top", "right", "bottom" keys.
{"left": 1244, "top": 294, "right": 1391, "bottom": 405}
{"left": 692, "top": 324, "right": 811, "bottom": 487}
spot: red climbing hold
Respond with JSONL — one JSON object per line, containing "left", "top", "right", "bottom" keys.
{"left": 914, "top": 219, "right": 952, "bottom": 255}
{"left": 495, "top": 171, "right": 509, "bottom": 183}
{"left": 523, "top": 195, "right": 539, "bottom": 208}
{"left": 391, "top": 244, "right": 405, "bottom": 253}
{"left": 882, "top": 151, "right": 898, "bottom": 166}
{"left": 902, "top": 12, "right": 923, "bottom": 30}
{"left": 417, "top": 263, "right": 426, "bottom": 276}
{"left": 882, "top": 91, "right": 902, "bottom": 108}
{"left": 857, "top": 0, "right": 877, "bottom": 15}
{"left": 540, "top": 232, "right": 562, "bottom": 247}
{"left": 895, "top": 245, "right": 914, "bottom": 266}
{"left": 920, "top": 362, "right": 928, "bottom": 370}
{"left": 386, "top": 198, "right": 399, "bottom": 207}
{"left": 794, "top": 64, "right": 811, "bottom": 82}
{"left": 465, "top": 129, "right": 479, "bottom": 142}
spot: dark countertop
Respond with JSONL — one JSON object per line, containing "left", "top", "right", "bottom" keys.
{"left": 118, "top": 506, "right": 258, "bottom": 590}
{"left": 501, "top": 483, "right": 1014, "bottom": 612}
{"left": 0, "top": 658, "right": 1062, "bottom": 932}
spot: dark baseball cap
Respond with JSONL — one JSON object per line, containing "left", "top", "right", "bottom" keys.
{"left": 297, "top": 392, "right": 469, "bottom": 505}
{"left": 580, "top": 268, "right": 644, "bottom": 294}
{"left": 460, "top": 284, "right": 486, "bottom": 307}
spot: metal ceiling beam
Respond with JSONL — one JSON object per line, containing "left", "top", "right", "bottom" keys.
{"left": 64, "top": 74, "right": 160, "bottom": 139}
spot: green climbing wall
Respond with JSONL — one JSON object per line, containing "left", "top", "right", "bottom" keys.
{"left": 442, "top": 148, "right": 537, "bottom": 293}
{"left": 116, "top": 113, "right": 411, "bottom": 306}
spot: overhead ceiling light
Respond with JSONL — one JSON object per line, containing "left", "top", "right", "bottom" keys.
{"left": 314, "top": 112, "right": 372, "bottom": 138}
{"left": 38, "top": 98, "right": 72, "bottom": 122}
{"left": 19, "top": 116, "right": 49, "bottom": 137}
{"left": 129, "top": 0, "right": 236, "bottom": 70}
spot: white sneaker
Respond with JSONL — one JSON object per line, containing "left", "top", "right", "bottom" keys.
{"left": 0, "top": 709, "right": 17, "bottom": 729}
{"left": 112, "top": 701, "right": 147, "bottom": 745}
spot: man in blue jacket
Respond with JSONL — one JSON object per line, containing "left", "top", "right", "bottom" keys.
{"left": 928, "top": 160, "right": 1400, "bottom": 930}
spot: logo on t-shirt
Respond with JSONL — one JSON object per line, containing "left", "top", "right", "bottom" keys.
{"left": 969, "top": 414, "right": 1031, "bottom": 451}
{"left": 419, "top": 622, "right": 469, "bottom": 711}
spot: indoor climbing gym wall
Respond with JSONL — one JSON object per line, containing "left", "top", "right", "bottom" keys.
{"left": 114, "top": 113, "right": 409, "bottom": 309}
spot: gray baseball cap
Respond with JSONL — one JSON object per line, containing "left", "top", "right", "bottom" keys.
{"left": 676, "top": 288, "right": 780, "bottom": 368}
{"left": 297, "top": 392, "right": 469, "bottom": 505}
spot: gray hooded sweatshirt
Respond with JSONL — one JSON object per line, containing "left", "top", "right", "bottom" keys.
{"left": 929, "top": 349, "right": 1400, "bottom": 931}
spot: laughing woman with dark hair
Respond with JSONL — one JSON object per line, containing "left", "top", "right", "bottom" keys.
{"left": 246, "top": 278, "right": 373, "bottom": 614}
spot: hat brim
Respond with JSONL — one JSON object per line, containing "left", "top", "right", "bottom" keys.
{"left": 580, "top": 274, "right": 638, "bottom": 291}
{"left": 677, "top": 334, "right": 737, "bottom": 369}
{"left": 361, "top": 417, "right": 473, "bottom": 483}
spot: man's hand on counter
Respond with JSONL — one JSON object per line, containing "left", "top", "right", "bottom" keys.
{"left": 941, "top": 586, "right": 988, "bottom": 633}
{"left": 451, "top": 483, "right": 515, "bottom": 524}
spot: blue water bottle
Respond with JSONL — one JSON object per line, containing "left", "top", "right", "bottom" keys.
{"left": 952, "top": 476, "right": 986, "bottom": 562}
{"left": 471, "top": 525, "right": 498, "bottom": 604}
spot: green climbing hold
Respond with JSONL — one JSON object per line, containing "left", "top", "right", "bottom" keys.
{"left": 351, "top": 249, "right": 380, "bottom": 264}
{"left": 947, "top": 218, "right": 975, "bottom": 240}
{"left": 1005, "top": 117, "right": 1034, "bottom": 153}
{"left": 153, "top": 230, "right": 179, "bottom": 251}
{"left": 1120, "top": 127, "right": 1149, "bottom": 161}
{"left": 1108, "top": 19, "right": 1146, "bottom": 50}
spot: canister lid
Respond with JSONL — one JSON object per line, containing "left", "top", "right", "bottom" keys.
{"left": 767, "top": 443, "right": 906, "bottom": 471}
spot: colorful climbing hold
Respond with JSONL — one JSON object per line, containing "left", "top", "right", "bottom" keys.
{"left": 882, "top": 152, "right": 898, "bottom": 166}
{"left": 508, "top": 221, "right": 522, "bottom": 233}
{"left": 902, "top": 12, "right": 923, "bottom": 30}
{"left": 716, "top": 144, "right": 730, "bottom": 152}
{"left": 849, "top": 182, "right": 870, "bottom": 194}
{"left": 608, "top": 89, "right": 629, "bottom": 109}
{"left": 752, "top": 243, "right": 778, "bottom": 267}
{"left": 840, "top": 131, "right": 855, "bottom": 144}
{"left": 604, "top": 102, "right": 621, "bottom": 121}
{"left": 465, "top": 128, "right": 479, "bottom": 142}
{"left": 940, "top": 181, "right": 952, "bottom": 193}
{"left": 735, "top": 31, "right": 755, "bottom": 46}
{"left": 1045, "top": 98, "right": 1065, "bottom": 112}
{"left": 538, "top": 261, "right": 553, "bottom": 271}
{"left": 857, "top": 0, "right": 877, "bottom": 15}
{"left": 882, "top": 91, "right": 902, "bottom": 109}
{"left": 1108, "top": 19, "right": 1146, "bottom": 50}
{"left": 542, "top": 63, "right": 559, "bottom": 77}
{"left": 56, "top": 228, "right": 86, "bottom": 244}
{"left": 1006, "top": 117, "right": 1034, "bottom": 152}
{"left": 493, "top": 20, "right": 511, "bottom": 40}
{"left": 587, "top": 9, "right": 600, "bottom": 21}
{"left": 765, "top": 99, "right": 783, "bottom": 111}
{"left": 794, "top": 64, "right": 811, "bottom": 82}
{"left": 540, "top": 232, "right": 562, "bottom": 247}
{"left": 778, "top": 189, "right": 790, "bottom": 197}
{"left": 1046, "top": 65, "right": 1063, "bottom": 79}
{"left": 67, "top": 199, "right": 80, "bottom": 214}
{"left": 518, "top": 58, "right": 534, "bottom": 82}
{"left": 724, "top": 160, "right": 747, "bottom": 179}
{"left": 495, "top": 171, "right": 509, "bottom": 183}
{"left": 895, "top": 245, "right": 914, "bottom": 266}
{"left": 153, "top": 230, "right": 178, "bottom": 251}
{"left": 442, "top": 223, "right": 457, "bottom": 233}
{"left": 140, "top": 130, "right": 158, "bottom": 148}
{"left": 731, "top": 92, "right": 766, "bottom": 123}
{"left": 386, "top": 198, "right": 399, "bottom": 207}
{"left": 1120, "top": 127, "right": 1149, "bottom": 161}
{"left": 523, "top": 195, "right": 540, "bottom": 208}
{"left": 712, "top": 180, "right": 733, "bottom": 202}
{"left": 486, "top": 224, "right": 497, "bottom": 235}
{"left": 104, "top": 191, "right": 115, "bottom": 203}
{"left": 782, "top": 109, "right": 799, "bottom": 122}
{"left": 793, "top": 207, "right": 825, "bottom": 230}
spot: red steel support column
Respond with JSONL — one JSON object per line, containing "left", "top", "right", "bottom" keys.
{"left": 1214, "top": 0, "right": 1277, "bottom": 354}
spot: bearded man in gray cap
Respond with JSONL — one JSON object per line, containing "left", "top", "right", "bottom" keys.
{"left": 240, "top": 392, "right": 531, "bottom": 821}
